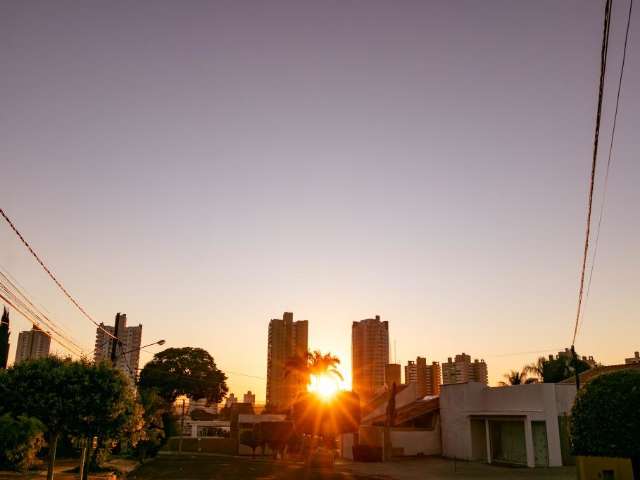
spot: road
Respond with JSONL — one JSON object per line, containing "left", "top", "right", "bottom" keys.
{"left": 129, "top": 454, "right": 577, "bottom": 480}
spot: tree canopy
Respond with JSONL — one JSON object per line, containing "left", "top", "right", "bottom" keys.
{"left": 524, "top": 354, "right": 592, "bottom": 383}
{"left": 0, "top": 356, "right": 138, "bottom": 480}
{"left": 499, "top": 369, "right": 538, "bottom": 386}
{"left": 541, "top": 356, "right": 591, "bottom": 383}
{"left": 571, "top": 369, "right": 640, "bottom": 476}
{"left": 138, "top": 347, "right": 228, "bottom": 404}
{"left": 284, "top": 350, "right": 343, "bottom": 381}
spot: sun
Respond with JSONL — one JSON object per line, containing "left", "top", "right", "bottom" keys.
{"left": 308, "top": 374, "right": 340, "bottom": 401}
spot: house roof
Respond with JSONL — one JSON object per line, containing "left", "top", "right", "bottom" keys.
{"left": 559, "top": 363, "right": 640, "bottom": 385}
{"left": 367, "top": 396, "right": 439, "bottom": 426}
{"left": 361, "top": 384, "right": 410, "bottom": 418}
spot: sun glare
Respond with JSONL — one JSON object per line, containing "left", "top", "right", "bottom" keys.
{"left": 308, "top": 374, "right": 340, "bottom": 401}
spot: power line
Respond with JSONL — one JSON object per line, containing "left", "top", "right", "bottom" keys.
{"left": 0, "top": 208, "right": 118, "bottom": 341}
{"left": 0, "top": 267, "right": 92, "bottom": 354}
{"left": 571, "top": 0, "right": 613, "bottom": 347}
{"left": 0, "top": 289, "right": 86, "bottom": 358}
{"left": 577, "top": 0, "right": 634, "bottom": 338}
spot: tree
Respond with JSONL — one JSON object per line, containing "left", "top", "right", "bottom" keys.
{"left": 571, "top": 370, "right": 640, "bottom": 479}
{"left": 1, "top": 356, "right": 81, "bottom": 480}
{"left": 253, "top": 421, "right": 294, "bottom": 459}
{"left": 523, "top": 357, "right": 545, "bottom": 381}
{"left": 138, "top": 347, "right": 228, "bottom": 405}
{"left": 72, "top": 361, "right": 141, "bottom": 478}
{"left": 1, "top": 357, "right": 139, "bottom": 480}
{"left": 240, "top": 429, "right": 259, "bottom": 458}
{"left": 499, "top": 369, "right": 538, "bottom": 386}
{"left": 0, "top": 414, "right": 45, "bottom": 472}
{"left": 0, "top": 307, "right": 9, "bottom": 369}
{"left": 284, "top": 350, "right": 343, "bottom": 385}
{"left": 541, "top": 355, "right": 591, "bottom": 383}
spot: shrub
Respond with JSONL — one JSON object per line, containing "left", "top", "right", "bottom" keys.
{"left": 240, "top": 429, "right": 259, "bottom": 456}
{"left": 571, "top": 370, "right": 640, "bottom": 477}
{"left": 0, "top": 414, "right": 45, "bottom": 472}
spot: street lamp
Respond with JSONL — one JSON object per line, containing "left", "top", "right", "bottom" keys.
{"left": 121, "top": 339, "right": 165, "bottom": 356}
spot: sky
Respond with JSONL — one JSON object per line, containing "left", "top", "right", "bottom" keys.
{"left": 1, "top": 1, "right": 638, "bottom": 402}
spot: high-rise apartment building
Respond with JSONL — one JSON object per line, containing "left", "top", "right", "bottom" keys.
{"left": 423, "top": 359, "right": 442, "bottom": 396}
{"left": 266, "top": 312, "right": 308, "bottom": 411}
{"left": 243, "top": 391, "right": 256, "bottom": 405}
{"left": 352, "top": 315, "right": 389, "bottom": 403}
{"left": 442, "top": 353, "right": 488, "bottom": 385}
{"left": 405, "top": 360, "right": 417, "bottom": 384}
{"left": 225, "top": 393, "right": 238, "bottom": 408}
{"left": 384, "top": 363, "right": 401, "bottom": 388}
{"left": 14, "top": 325, "right": 51, "bottom": 364}
{"left": 405, "top": 357, "right": 441, "bottom": 397}
{"left": 94, "top": 313, "right": 142, "bottom": 383}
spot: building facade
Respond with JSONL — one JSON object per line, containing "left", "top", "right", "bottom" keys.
{"left": 442, "top": 353, "right": 488, "bottom": 385}
{"left": 405, "top": 357, "right": 441, "bottom": 397}
{"left": 94, "top": 312, "right": 142, "bottom": 383}
{"left": 352, "top": 315, "right": 389, "bottom": 403}
{"left": 405, "top": 360, "right": 417, "bottom": 385}
{"left": 243, "top": 391, "right": 256, "bottom": 405}
{"left": 384, "top": 363, "right": 401, "bottom": 388}
{"left": 626, "top": 352, "right": 640, "bottom": 365}
{"left": 15, "top": 325, "right": 51, "bottom": 364}
{"left": 266, "top": 312, "right": 309, "bottom": 410}
{"left": 440, "top": 382, "right": 576, "bottom": 467}
{"left": 225, "top": 393, "right": 238, "bottom": 408}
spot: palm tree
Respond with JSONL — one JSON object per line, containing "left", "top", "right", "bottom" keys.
{"left": 284, "top": 350, "right": 343, "bottom": 381}
{"left": 523, "top": 357, "right": 546, "bottom": 382}
{"left": 499, "top": 369, "right": 538, "bottom": 386}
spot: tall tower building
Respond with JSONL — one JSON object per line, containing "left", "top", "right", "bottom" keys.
{"left": 352, "top": 315, "right": 389, "bottom": 403}
{"left": 405, "top": 360, "right": 417, "bottom": 384}
{"left": 405, "top": 357, "right": 441, "bottom": 398}
{"left": 14, "top": 325, "right": 51, "bottom": 364}
{"left": 384, "top": 363, "right": 401, "bottom": 388}
{"left": 442, "top": 353, "right": 488, "bottom": 386}
{"left": 94, "top": 313, "right": 142, "bottom": 383}
{"left": 243, "top": 391, "right": 256, "bottom": 405}
{"left": 425, "top": 360, "right": 442, "bottom": 396}
{"left": 266, "top": 312, "right": 308, "bottom": 411}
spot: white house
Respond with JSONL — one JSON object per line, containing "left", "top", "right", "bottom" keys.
{"left": 440, "top": 382, "right": 576, "bottom": 467}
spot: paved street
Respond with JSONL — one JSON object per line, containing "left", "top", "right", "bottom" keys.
{"left": 128, "top": 454, "right": 577, "bottom": 480}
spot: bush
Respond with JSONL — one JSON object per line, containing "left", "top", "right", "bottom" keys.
{"left": 0, "top": 414, "right": 45, "bottom": 472}
{"left": 571, "top": 370, "right": 640, "bottom": 476}
{"left": 240, "top": 429, "right": 259, "bottom": 456}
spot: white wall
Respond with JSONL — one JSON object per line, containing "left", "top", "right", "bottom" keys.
{"left": 341, "top": 433, "right": 355, "bottom": 459}
{"left": 439, "top": 383, "right": 576, "bottom": 467}
{"left": 391, "top": 429, "right": 441, "bottom": 456}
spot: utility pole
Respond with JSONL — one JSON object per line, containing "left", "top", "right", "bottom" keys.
{"left": 110, "top": 313, "right": 122, "bottom": 366}
{"left": 178, "top": 398, "right": 186, "bottom": 454}
{"left": 571, "top": 345, "right": 581, "bottom": 391}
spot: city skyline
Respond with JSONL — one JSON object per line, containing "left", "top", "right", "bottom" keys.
{"left": 2, "top": 1, "right": 639, "bottom": 402}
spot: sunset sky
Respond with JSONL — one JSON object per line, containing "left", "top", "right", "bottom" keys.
{"left": 1, "top": 1, "right": 639, "bottom": 402}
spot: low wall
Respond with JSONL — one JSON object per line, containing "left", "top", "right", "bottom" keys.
{"left": 577, "top": 456, "right": 633, "bottom": 480}
{"left": 390, "top": 429, "right": 441, "bottom": 456}
{"left": 164, "top": 436, "right": 237, "bottom": 455}
{"left": 349, "top": 426, "right": 441, "bottom": 458}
